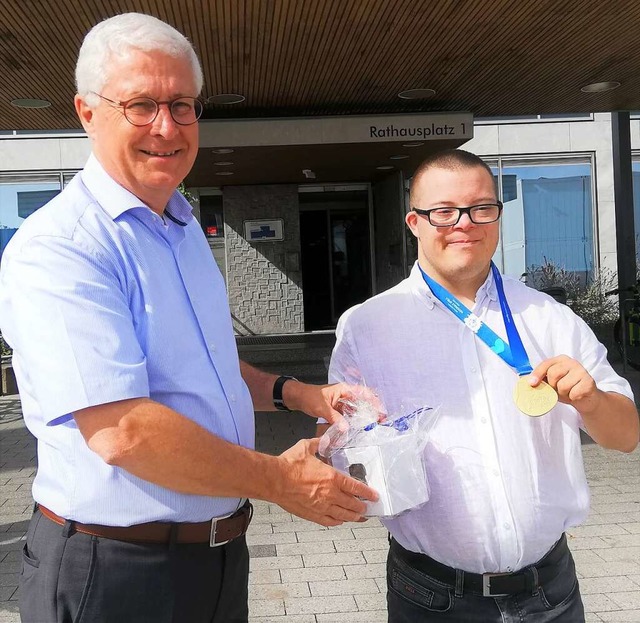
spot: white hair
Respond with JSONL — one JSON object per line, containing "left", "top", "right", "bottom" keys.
{"left": 76, "top": 13, "right": 203, "bottom": 106}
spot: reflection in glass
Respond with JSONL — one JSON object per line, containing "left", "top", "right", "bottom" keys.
{"left": 0, "top": 173, "right": 62, "bottom": 258}
{"left": 497, "top": 158, "right": 593, "bottom": 283}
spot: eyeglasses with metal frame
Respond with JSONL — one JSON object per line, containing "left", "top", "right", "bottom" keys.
{"left": 90, "top": 92, "right": 204, "bottom": 126}
{"left": 412, "top": 202, "right": 503, "bottom": 227}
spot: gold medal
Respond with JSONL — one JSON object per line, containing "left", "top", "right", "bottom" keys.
{"left": 513, "top": 376, "right": 558, "bottom": 417}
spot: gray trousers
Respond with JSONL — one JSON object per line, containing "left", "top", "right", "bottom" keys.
{"left": 19, "top": 508, "right": 250, "bottom": 623}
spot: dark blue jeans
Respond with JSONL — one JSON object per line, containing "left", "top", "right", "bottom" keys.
{"left": 387, "top": 538, "right": 585, "bottom": 622}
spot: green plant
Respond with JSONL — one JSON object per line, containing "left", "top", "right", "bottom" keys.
{"left": 0, "top": 331, "right": 11, "bottom": 358}
{"left": 177, "top": 182, "right": 197, "bottom": 205}
{"left": 526, "top": 257, "right": 619, "bottom": 327}
{"left": 569, "top": 270, "right": 619, "bottom": 326}
{"left": 525, "top": 257, "right": 580, "bottom": 294}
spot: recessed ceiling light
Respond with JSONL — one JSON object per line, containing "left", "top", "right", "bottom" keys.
{"left": 215, "top": 171, "right": 234, "bottom": 176}
{"left": 390, "top": 155, "right": 409, "bottom": 160}
{"left": 402, "top": 142, "right": 424, "bottom": 147}
{"left": 214, "top": 161, "right": 234, "bottom": 166}
{"left": 207, "top": 93, "right": 245, "bottom": 105}
{"left": 398, "top": 88, "right": 436, "bottom": 100}
{"left": 376, "top": 165, "right": 394, "bottom": 170}
{"left": 10, "top": 98, "right": 51, "bottom": 108}
{"left": 580, "top": 81, "right": 621, "bottom": 93}
{"left": 212, "top": 148, "right": 234, "bottom": 154}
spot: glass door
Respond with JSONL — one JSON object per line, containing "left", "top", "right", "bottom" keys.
{"left": 300, "top": 189, "right": 372, "bottom": 330}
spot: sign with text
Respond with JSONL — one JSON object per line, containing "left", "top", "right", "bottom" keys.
{"left": 244, "top": 219, "right": 284, "bottom": 242}
{"left": 367, "top": 119, "right": 470, "bottom": 140}
{"left": 200, "top": 112, "right": 473, "bottom": 147}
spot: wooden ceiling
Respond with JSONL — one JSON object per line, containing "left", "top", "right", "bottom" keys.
{"left": 1, "top": 0, "right": 640, "bottom": 131}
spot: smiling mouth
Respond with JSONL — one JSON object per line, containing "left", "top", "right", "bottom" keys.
{"left": 141, "top": 149, "right": 179, "bottom": 157}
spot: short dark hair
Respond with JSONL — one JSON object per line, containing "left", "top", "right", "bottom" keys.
{"left": 410, "top": 149, "right": 495, "bottom": 205}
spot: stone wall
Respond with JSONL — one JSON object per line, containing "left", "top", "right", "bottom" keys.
{"left": 224, "top": 185, "right": 304, "bottom": 334}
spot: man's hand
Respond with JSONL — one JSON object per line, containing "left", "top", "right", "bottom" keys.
{"left": 273, "top": 437, "right": 379, "bottom": 526}
{"left": 529, "top": 355, "right": 639, "bottom": 452}
{"left": 530, "top": 355, "right": 602, "bottom": 415}
{"left": 284, "top": 381, "right": 385, "bottom": 426}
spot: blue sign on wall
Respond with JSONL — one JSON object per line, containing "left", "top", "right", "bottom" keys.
{"left": 243, "top": 219, "right": 284, "bottom": 242}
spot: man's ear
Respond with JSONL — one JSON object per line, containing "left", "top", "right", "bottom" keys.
{"left": 405, "top": 211, "right": 419, "bottom": 238}
{"left": 74, "top": 94, "right": 96, "bottom": 138}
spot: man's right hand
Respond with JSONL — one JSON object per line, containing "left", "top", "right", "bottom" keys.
{"left": 274, "top": 438, "right": 379, "bottom": 526}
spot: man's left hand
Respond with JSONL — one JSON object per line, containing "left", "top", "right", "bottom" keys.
{"left": 530, "top": 355, "right": 602, "bottom": 415}
{"left": 283, "top": 381, "right": 383, "bottom": 426}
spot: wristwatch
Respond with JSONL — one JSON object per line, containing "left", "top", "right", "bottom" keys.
{"left": 273, "top": 375, "right": 297, "bottom": 411}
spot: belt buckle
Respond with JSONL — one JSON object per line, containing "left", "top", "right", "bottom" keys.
{"left": 209, "top": 511, "right": 233, "bottom": 548}
{"left": 482, "top": 572, "right": 511, "bottom": 597}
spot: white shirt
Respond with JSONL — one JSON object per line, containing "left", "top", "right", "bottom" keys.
{"left": 329, "top": 263, "right": 633, "bottom": 573}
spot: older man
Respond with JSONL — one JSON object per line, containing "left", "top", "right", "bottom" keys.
{"left": 325, "top": 149, "right": 638, "bottom": 622}
{"left": 0, "top": 13, "right": 376, "bottom": 623}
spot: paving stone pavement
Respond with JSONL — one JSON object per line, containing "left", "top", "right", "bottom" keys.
{"left": 1, "top": 394, "right": 639, "bottom": 622}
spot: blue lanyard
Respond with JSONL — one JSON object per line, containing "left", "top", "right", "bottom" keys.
{"left": 419, "top": 262, "right": 533, "bottom": 376}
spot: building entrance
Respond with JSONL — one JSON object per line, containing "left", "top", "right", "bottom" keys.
{"left": 299, "top": 188, "right": 373, "bottom": 331}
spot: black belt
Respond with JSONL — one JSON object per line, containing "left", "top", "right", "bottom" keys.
{"left": 37, "top": 501, "right": 253, "bottom": 546}
{"left": 390, "top": 534, "right": 567, "bottom": 597}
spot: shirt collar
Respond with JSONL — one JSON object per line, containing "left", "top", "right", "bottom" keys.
{"left": 409, "top": 262, "right": 436, "bottom": 309}
{"left": 80, "top": 153, "right": 193, "bottom": 223}
{"left": 164, "top": 192, "right": 194, "bottom": 225}
{"left": 408, "top": 261, "right": 498, "bottom": 308}
{"left": 478, "top": 267, "right": 499, "bottom": 303}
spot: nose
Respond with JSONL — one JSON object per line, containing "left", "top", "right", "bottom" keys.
{"left": 150, "top": 104, "right": 178, "bottom": 138}
{"left": 454, "top": 211, "right": 475, "bottom": 229}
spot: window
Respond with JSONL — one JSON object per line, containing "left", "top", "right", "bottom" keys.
{"left": 631, "top": 156, "right": 640, "bottom": 261}
{"left": 491, "top": 157, "right": 594, "bottom": 283}
{"left": 0, "top": 173, "right": 62, "bottom": 258}
{"left": 14, "top": 129, "right": 86, "bottom": 136}
{"left": 475, "top": 113, "right": 592, "bottom": 125}
{"left": 63, "top": 172, "right": 80, "bottom": 187}
{"left": 199, "top": 192, "right": 226, "bottom": 281}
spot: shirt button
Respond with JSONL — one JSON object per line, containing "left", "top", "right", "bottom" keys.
{"left": 481, "top": 417, "right": 487, "bottom": 424}
{"left": 493, "top": 469, "right": 499, "bottom": 477}
{"left": 503, "top": 523, "right": 511, "bottom": 530}
{"left": 209, "top": 343, "right": 217, "bottom": 352}
{"left": 470, "top": 367, "right": 477, "bottom": 373}
{"left": 230, "top": 393, "right": 236, "bottom": 402}
{"left": 506, "top": 566, "right": 513, "bottom": 572}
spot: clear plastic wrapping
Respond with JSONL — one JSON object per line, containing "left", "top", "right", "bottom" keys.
{"left": 319, "top": 398, "right": 439, "bottom": 518}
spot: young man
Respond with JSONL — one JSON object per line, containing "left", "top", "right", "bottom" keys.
{"left": 326, "top": 149, "right": 638, "bottom": 622}
{"left": 0, "top": 13, "right": 376, "bottom": 623}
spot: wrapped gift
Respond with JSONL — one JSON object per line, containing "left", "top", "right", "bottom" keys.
{"left": 319, "top": 402, "right": 437, "bottom": 518}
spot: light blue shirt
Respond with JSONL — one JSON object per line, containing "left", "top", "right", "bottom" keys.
{"left": 0, "top": 154, "right": 254, "bottom": 525}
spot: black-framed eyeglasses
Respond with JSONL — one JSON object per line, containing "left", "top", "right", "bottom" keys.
{"left": 412, "top": 202, "right": 503, "bottom": 227}
{"left": 90, "top": 92, "right": 203, "bottom": 126}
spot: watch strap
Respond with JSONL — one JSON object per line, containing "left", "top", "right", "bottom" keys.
{"left": 273, "top": 375, "right": 297, "bottom": 411}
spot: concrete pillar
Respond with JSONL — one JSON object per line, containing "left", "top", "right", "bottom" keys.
{"left": 372, "top": 171, "right": 406, "bottom": 293}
